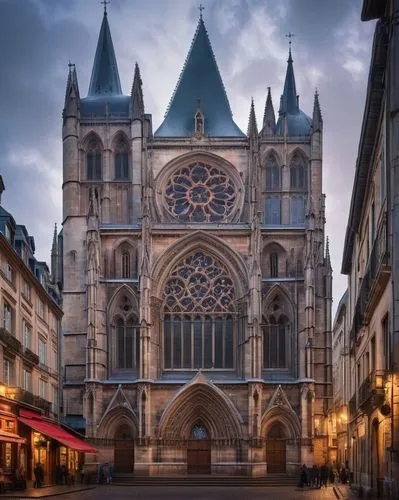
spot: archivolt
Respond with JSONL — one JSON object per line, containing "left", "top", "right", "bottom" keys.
{"left": 151, "top": 230, "right": 248, "bottom": 299}
{"left": 158, "top": 378, "right": 243, "bottom": 440}
{"left": 261, "top": 405, "right": 301, "bottom": 440}
{"left": 97, "top": 406, "right": 138, "bottom": 440}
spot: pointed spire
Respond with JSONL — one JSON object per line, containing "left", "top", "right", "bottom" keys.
{"left": 63, "top": 63, "right": 80, "bottom": 118}
{"left": 247, "top": 98, "right": 258, "bottom": 138}
{"left": 261, "top": 87, "right": 276, "bottom": 136}
{"left": 312, "top": 89, "right": 323, "bottom": 131}
{"left": 155, "top": 15, "right": 244, "bottom": 137}
{"left": 88, "top": 10, "right": 122, "bottom": 96}
{"left": 281, "top": 48, "right": 298, "bottom": 114}
{"left": 131, "top": 62, "right": 144, "bottom": 120}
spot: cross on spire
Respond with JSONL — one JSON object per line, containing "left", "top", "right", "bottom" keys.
{"left": 198, "top": 4, "right": 205, "bottom": 18}
{"left": 286, "top": 32, "right": 295, "bottom": 48}
{"left": 101, "top": 0, "right": 109, "bottom": 14}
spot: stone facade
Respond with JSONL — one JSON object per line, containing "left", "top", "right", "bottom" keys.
{"left": 61, "top": 10, "right": 332, "bottom": 476}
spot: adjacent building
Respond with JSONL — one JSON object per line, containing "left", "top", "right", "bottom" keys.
{"left": 0, "top": 178, "right": 94, "bottom": 488}
{"left": 61, "top": 8, "right": 332, "bottom": 475}
{"left": 341, "top": 0, "right": 399, "bottom": 496}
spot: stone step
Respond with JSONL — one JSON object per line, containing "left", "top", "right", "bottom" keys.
{"left": 112, "top": 474, "right": 298, "bottom": 487}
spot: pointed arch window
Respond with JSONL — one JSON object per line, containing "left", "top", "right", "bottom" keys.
{"left": 115, "top": 140, "right": 129, "bottom": 180}
{"left": 122, "top": 252, "right": 130, "bottom": 278}
{"left": 116, "top": 315, "right": 140, "bottom": 370}
{"left": 290, "top": 152, "right": 307, "bottom": 190}
{"left": 163, "top": 251, "right": 235, "bottom": 371}
{"left": 87, "top": 139, "right": 102, "bottom": 180}
{"left": 270, "top": 253, "right": 278, "bottom": 278}
{"left": 263, "top": 295, "right": 291, "bottom": 370}
{"left": 265, "top": 154, "right": 280, "bottom": 191}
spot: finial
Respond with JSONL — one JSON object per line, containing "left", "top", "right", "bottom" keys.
{"left": 286, "top": 32, "right": 295, "bottom": 48}
{"left": 198, "top": 4, "right": 205, "bottom": 19}
{"left": 68, "top": 61, "right": 75, "bottom": 71}
{"left": 101, "top": 0, "right": 109, "bottom": 14}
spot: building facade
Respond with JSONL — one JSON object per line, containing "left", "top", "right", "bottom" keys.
{"left": 61, "top": 9, "right": 332, "bottom": 476}
{"left": 342, "top": 0, "right": 399, "bottom": 496}
{"left": 329, "top": 290, "right": 349, "bottom": 471}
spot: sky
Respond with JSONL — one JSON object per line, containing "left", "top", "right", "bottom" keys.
{"left": 0, "top": 0, "right": 375, "bottom": 318}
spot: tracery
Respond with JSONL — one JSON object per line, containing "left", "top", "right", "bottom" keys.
{"left": 164, "top": 162, "right": 236, "bottom": 223}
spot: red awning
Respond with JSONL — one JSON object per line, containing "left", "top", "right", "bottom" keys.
{"left": 18, "top": 410, "right": 96, "bottom": 453}
{"left": 0, "top": 429, "right": 25, "bottom": 444}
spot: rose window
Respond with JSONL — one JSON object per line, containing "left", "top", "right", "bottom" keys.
{"left": 164, "top": 162, "right": 237, "bottom": 222}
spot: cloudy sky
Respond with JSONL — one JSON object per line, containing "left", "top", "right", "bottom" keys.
{"left": 0, "top": 0, "right": 375, "bottom": 316}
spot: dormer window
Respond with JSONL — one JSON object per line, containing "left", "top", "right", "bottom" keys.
{"left": 4, "top": 224, "right": 11, "bottom": 242}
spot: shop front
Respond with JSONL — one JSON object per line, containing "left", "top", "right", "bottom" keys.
{"left": 0, "top": 405, "right": 26, "bottom": 490}
{"left": 18, "top": 409, "right": 96, "bottom": 486}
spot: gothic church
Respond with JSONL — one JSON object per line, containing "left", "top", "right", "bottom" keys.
{"left": 61, "top": 7, "right": 332, "bottom": 475}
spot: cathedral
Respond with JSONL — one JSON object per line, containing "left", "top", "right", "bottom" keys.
{"left": 61, "top": 7, "right": 332, "bottom": 476}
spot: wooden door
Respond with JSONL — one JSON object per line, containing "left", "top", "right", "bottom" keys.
{"left": 266, "top": 440, "right": 286, "bottom": 472}
{"left": 114, "top": 424, "right": 134, "bottom": 473}
{"left": 187, "top": 423, "right": 211, "bottom": 474}
{"left": 266, "top": 422, "right": 286, "bottom": 473}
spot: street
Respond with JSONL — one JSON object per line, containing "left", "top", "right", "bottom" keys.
{"left": 50, "top": 484, "right": 354, "bottom": 500}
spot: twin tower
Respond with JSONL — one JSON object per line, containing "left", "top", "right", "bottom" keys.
{"left": 61, "top": 7, "right": 332, "bottom": 475}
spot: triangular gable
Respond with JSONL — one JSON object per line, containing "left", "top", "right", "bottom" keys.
{"left": 266, "top": 384, "right": 294, "bottom": 413}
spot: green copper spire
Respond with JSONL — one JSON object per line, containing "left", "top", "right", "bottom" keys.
{"left": 88, "top": 9, "right": 122, "bottom": 96}
{"left": 155, "top": 15, "right": 244, "bottom": 137}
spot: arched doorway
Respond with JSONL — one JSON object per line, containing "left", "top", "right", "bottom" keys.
{"left": 266, "top": 422, "right": 286, "bottom": 473}
{"left": 187, "top": 423, "right": 211, "bottom": 474}
{"left": 114, "top": 423, "right": 134, "bottom": 473}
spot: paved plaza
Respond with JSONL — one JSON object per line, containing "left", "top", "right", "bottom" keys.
{"left": 12, "top": 484, "right": 355, "bottom": 500}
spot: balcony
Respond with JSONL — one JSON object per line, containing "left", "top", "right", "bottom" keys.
{"left": 22, "top": 348, "right": 39, "bottom": 366}
{"left": 351, "top": 216, "right": 390, "bottom": 342}
{"left": 0, "top": 327, "right": 22, "bottom": 354}
{"left": 358, "top": 370, "right": 386, "bottom": 414}
{"left": 7, "top": 387, "right": 52, "bottom": 415}
{"left": 349, "top": 394, "right": 357, "bottom": 418}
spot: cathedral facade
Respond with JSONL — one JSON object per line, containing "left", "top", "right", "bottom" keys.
{"left": 61, "top": 9, "right": 332, "bottom": 476}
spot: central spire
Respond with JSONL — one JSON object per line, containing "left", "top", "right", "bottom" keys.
{"left": 155, "top": 14, "right": 244, "bottom": 137}
{"left": 280, "top": 48, "right": 298, "bottom": 114}
{"left": 88, "top": 9, "right": 122, "bottom": 96}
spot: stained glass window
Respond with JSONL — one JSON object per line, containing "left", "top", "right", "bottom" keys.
{"left": 163, "top": 251, "right": 235, "bottom": 370}
{"left": 265, "top": 154, "right": 280, "bottom": 190}
{"left": 291, "top": 196, "right": 306, "bottom": 224}
{"left": 263, "top": 295, "right": 290, "bottom": 370}
{"left": 191, "top": 424, "right": 209, "bottom": 440}
{"left": 164, "top": 162, "right": 236, "bottom": 222}
{"left": 116, "top": 315, "right": 140, "bottom": 370}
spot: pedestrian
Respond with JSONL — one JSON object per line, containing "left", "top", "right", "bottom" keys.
{"left": 103, "top": 462, "right": 110, "bottom": 484}
{"left": 109, "top": 463, "right": 113, "bottom": 484}
{"left": 33, "top": 463, "right": 44, "bottom": 488}
{"left": 299, "top": 464, "right": 308, "bottom": 488}
{"left": 320, "top": 463, "right": 328, "bottom": 488}
{"left": 78, "top": 463, "right": 85, "bottom": 485}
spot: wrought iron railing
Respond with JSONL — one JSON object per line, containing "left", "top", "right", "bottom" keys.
{"left": 358, "top": 370, "right": 386, "bottom": 412}
{"left": 0, "top": 327, "right": 21, "bottom": 353}
{"left": 351, "top": 216, "right": 389, "bottom": 342}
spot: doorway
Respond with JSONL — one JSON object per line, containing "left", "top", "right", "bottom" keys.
{"left": 114, "top": 424, "right": 134, "bottom": 473}
{"left": 266, "top": 422, "right": 286, "bottom": 473}
{"left": 187, "top": 423, "right": 211, "bottom": 474}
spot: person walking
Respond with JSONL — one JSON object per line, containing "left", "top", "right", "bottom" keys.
{"left": 320, "top": 463, "right": 328, "bottom": 488}
{"left": 33, "top": 463, "right": 44, "bottom": 488}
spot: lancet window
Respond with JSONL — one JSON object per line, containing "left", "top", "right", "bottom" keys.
{"left": 112, "top": 295, "right": 140, "bottom": 373}
{"left": 115, "top": 140, "right": 129, "bottom": 180}
{"left": 291, "top": 196, "right": 306, "bottom": 224}
{"left": 86, "top": 139, "right": 102, "bottom": 180}
{"left": 290, "top": 152, "right": 307, "bottom": 190}
{"left": 265, "top": 154, "right": 280, "bottom": 191}
{"left": 263, "top": 295, "right": 291, "bottom": 370}
{"left": 164, "top": 162, "right": 237, "bottom": 223}
{"left": 264, "top": 196, "right": 281, "bottom": 225}
{"left": 163, "top": 251, "right": 235, "bottom": 370}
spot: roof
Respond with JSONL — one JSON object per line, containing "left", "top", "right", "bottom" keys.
{"left": 88, "top": 11, "right": 122, "bottom": 96}
{"left": 155, "top": 16, "right": 245, "bottom": 138}
{"left": 341, "top": 21, "right": 387, "bottom": 274}
{"left": 275, "top": 49, "right": 312, "bottom": 137}
{"left": 361, "top": 0, "right": 387, "bottom": 20}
